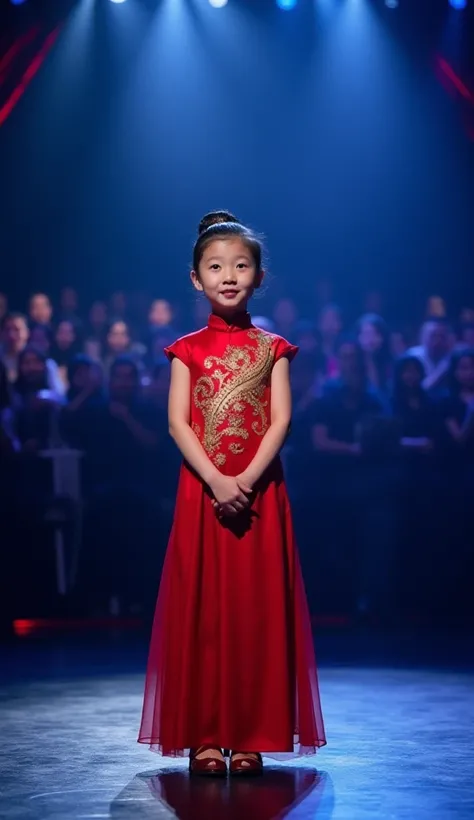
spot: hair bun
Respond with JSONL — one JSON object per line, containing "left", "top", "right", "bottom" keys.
{"left": 198, "top": 210, "right": 241, "bottom": 236}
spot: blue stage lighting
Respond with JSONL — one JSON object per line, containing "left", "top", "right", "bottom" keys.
{"left": 276, "top": 0, "right": 297, "bottom": 9}
{"left": 449, "top": 0, "right": 467, "bottom": 8}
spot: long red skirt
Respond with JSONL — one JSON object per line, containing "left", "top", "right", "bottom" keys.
{"left": 138, "top": 460, "right": 326, "bottom": 757}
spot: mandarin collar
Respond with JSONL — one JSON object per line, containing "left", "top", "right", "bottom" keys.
{"left": 207, "top": 312, "right": 253, "bottom": 332}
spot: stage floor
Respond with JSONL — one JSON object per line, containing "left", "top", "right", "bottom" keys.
{"left": 1, "top": 629, "right": 473, "bottom": 819}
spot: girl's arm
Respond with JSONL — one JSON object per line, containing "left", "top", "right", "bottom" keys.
{"left": 168, "top": 358, "right": 219, "bottom": 486}
{"left": 237, "top": 357, "right": 292, "bottom": 488}
{"left": 169, "top": 358, "right": 251, "bottom": 509}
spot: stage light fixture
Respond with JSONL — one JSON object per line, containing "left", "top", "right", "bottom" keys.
{"left": 209, "top": 0, "right": 228, "bottom": 8}
{"left": 448, "top": 0, "right": 466, "bottom": 7}
{"left": 109, "top": 0, "right": 127, "bottom": 4}
{"left": 276, "top": 0, "right": 297, "bottom": 9}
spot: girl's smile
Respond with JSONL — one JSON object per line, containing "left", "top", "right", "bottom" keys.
{"left": 191, "top": 237, "right": 263, "bottom": 315}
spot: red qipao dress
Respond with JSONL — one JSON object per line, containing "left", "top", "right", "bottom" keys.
{"left": 138, "top": 312, "right": 326, "bottom": 758}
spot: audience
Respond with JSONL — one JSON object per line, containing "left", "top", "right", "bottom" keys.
{"left": 1, "top": 285, "right": 474, "bottom": 624}
{"left": 28, "top": 292, "right": 53, "bottom": 329}
{"left": 407, "top": 319, "right": 452, "bottom": 395}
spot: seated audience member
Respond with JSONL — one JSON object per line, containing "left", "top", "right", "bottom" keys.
{"left": 12, "top": 347, "right": 61, "bottom": 451}
{"left": 425, "top": 295, "right": 447, "bottom": 319}
{"left": 291, "top": 350, "right": 324, "bottom": 413}
{"left": 311, "top": 337, "right": 387, "bottom": 458}
{"left": 1, "top": 313, "right": 64, "bottom": 399}
{"left": 1, "top": 313, "right": 29, "bottom": 381}
{"left": 58, "top": 287, "right": 81, "bottom": 328}
{"left": 317, "top": 304, "right": 343, "bottom": 378}
{"left": 60, "top": 355, "right": 104, "bottom": 453}
{"left": 440, "top": 349, "right": 474, "bottom": 463}
{"left": 390, "top": 329, "right": 408, "bottom": 359}
{"left": 51, "top": 320, "right": 82, "bottom": 387}
{"left": 357, "top": 313, "right": 392, "bottom": 394}
{"left": 146, "top": 357, "right": 171, "bottom": 412}
{"left": 103, "top": 320, "right": 145, "bottom": 375}
{"left": 295, "top": 320, "right": 324, "bottom": 358}
{"left": 145, "top": 326, "right": 176, "bottom": 373}
{"left": 457, "top": 322, "right": 474, "bottom": 350}
{"left": 0, "top": 360, "right": 18, "bottom": 454}
{"left": 84, "top": 301, "right": 108, "bottom": 360}
{"left": 28, "top": 292, "right": 53, "bottom": 329}
{"left": 148, "top": 299, "right": 174, "bottom": 331}
{"left": 407, "top": 319, "right": 453, "bottom": 396}
{"left": 392, "top": 355, "right": 438, "bottom": 453}
{"left": 29, "top": 323, "right": 53, "bottom": 357}
{"left": 273, "top": 297, "right": 298, "bottom": 341}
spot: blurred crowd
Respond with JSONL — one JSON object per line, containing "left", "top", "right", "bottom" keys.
{"left": 1, "top": 285, "right": 474, "bottom": 628}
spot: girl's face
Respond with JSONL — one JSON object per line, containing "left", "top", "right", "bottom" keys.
{"left": 191, "top": 238, "right": 262, "bottom": 316}
{"left": 107, "top": 321, "right": 130, "bottom": 352}
{"left": 29, "top": 325, "right": 50, "bottom": 355}
{"left": 56, "top": 321, "right": 76, "bottom": 348}
{"left": 401, "top": 361, "right": 422, "bottom": 389}
{"left": 455, "top": 355, "right": 474, "bottom": 391}
{"left": 359, "top": 321, "right": 383, "bottom": 354}
{"left": 20, "top": 351, "right": 45, "bottom": 382}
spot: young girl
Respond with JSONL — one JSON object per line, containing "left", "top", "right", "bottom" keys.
{"left": 138, "top": 214, "right": 326, "bottom": 776}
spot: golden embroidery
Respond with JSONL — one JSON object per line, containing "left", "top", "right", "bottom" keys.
{"left": 193, "top": 330, "right": 274, "bottom": 465}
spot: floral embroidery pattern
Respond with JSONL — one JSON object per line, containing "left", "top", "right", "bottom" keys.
{"left": 193, "top": 331, "right": 274, "bottom": 466}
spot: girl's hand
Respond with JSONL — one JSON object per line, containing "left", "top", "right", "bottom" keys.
{"left": 209, "top": 474, "right": 251, "bottom": 515}
{"left": 211, "top": 475, "right": 253, "bottom": 518}
{"left": 236, "top": 474, "right": 253, "bottom": 494}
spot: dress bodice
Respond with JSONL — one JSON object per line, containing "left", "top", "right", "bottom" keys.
{"left": 165, "top": 314, "right": 297, "bottom": 473}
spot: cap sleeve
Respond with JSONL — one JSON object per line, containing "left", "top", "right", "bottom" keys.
{"left": 273, "top": 336, "right": 299, "bottom": 364}
{"left": 164, "top": 336, "right": 190, "bottom": 367}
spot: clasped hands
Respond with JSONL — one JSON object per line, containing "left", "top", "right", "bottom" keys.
{"left": 209, "top": 473, "right": 253, "bottom": 518}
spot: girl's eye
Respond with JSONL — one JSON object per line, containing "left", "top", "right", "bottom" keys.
{"left": 237, "top": 263, "right": 248, "bottom": 270}
{"left": 210, "top": 264, "right": 220, "bottom": 271}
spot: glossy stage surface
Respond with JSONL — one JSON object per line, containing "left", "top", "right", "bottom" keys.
{"left": 1, "top": 628, "right": 473, "bottom": 819}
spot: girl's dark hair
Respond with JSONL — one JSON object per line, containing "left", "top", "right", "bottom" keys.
{"left": 193, "top": 221, "right": 263, "bottom": 276}
{"left": 15, "top": 346, "right": 48, "bottom": 395}
{"left": 449, "top": 347, "right": 474, "bottom": 394}
{"left": 198, "top": 210, "right": 240, "bottom": 235}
